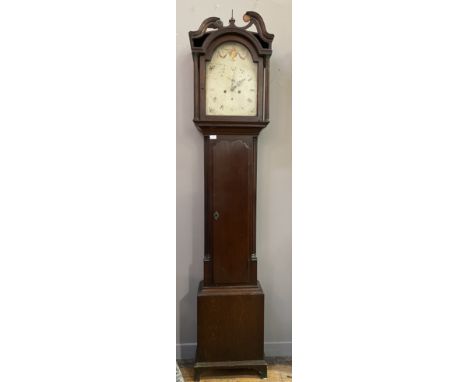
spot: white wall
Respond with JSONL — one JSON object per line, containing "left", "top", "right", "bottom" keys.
{"left": 176, "top": 0, "right": 291, "bottom": 359}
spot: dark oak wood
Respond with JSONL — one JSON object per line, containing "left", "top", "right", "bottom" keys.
{"left": 194, "top": 282, "right": 267, "bottom": 381}
{"left": 196, "top": 282, "right": 264, "bottom": 362}
{"left": 211, "top": 136, "right": 252, "bottom": 284}
{"left": 189, "top": 11, "right": 274, "bottom": 380}
{"left": 194, "top": 361, "right": 267, "bottom": 381}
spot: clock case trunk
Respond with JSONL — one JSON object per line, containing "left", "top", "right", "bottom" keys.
{"left": 189, "top": 12, "right": 273, "bottom": 381}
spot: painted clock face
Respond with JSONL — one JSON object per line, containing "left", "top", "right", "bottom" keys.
{"left": 205, "top": 42, "right": 258, "bottom": 116}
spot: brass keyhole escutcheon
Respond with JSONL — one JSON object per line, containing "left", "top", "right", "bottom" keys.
{"left": 213, "top": 211, "right": 220, "bottom": 220}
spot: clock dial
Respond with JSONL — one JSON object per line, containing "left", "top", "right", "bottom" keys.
{"left": 205, "top": 42, "right": 258, "bottom": 116}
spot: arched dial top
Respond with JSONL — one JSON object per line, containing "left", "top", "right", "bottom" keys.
{"left": 206, "top": 42, "right": 258, "bottom": 116}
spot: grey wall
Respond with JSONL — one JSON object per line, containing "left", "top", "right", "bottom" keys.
{"left": 176, "top": 0, "right": 291, "bottom": 359}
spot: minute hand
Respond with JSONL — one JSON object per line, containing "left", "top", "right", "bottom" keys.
{"left": 231, "top": 78, "right": 246, "bottom": 91}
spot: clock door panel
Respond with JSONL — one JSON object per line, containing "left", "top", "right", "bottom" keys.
{"left": 210, "top": 136, "right": 253, "bottom": 284}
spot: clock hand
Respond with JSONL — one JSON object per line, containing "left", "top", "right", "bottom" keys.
{"left": 231, "top": 78, "right": 246, "bottom": 92}
{"left": 230, "top": 77, "right": 236, "bottom": 91}
{"left": 236, "top": 78, "right": 246, "bottom": 87}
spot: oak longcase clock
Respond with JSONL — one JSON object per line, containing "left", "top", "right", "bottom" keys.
{"left": 189, "top": 11, "right": 274, "bottom": 381}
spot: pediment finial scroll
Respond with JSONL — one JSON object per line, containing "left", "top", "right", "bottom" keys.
{"left": 189, "top": 11, "right": 274, "bottom": 51}
{"left": 241, "top": 11, "right": 274, "bottom": 46}
{"left": 190, "top": 16, "right": 224, "bottom": 38}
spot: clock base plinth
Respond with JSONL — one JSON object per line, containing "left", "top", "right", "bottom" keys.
{"left": 193, "top": 359, "right": 267, "bottom": 381}
{"left": 195, "top": 281, "right": 266, "bottom": 380}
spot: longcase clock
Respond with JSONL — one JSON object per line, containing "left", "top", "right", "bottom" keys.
{"left": 189, "top": 11, "right": 274, "bottom": 381}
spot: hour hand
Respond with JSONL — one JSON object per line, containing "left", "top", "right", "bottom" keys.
{"left": 235, "top": 78, "right": 246, "bottom": 88}
{"left": 230, "top": 78, "right": 236, "bottom": 91}
{"left": 231, "top": 78, "right": 245, "bottom": 92}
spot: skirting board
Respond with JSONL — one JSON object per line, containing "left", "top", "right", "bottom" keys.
{"left": 176, "top": 341, "right": 291, "bottom": 360}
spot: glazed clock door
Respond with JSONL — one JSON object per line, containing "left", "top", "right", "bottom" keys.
{"left": 209, "top": 136, "right": 254, "bottom": 284}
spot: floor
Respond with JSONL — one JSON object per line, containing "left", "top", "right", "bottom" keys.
{"left": 177, "top": 358, "right": 292, "bottom": 382}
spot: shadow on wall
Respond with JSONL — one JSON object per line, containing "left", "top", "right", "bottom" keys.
{"left": 177, "top": 43, "right": 203, "bottom": 358}
{"left": 177, "top": 163, "right": 204, "bottom": 359}
{"left": 177, "top": 231, "right": 202, "bottom": 358}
